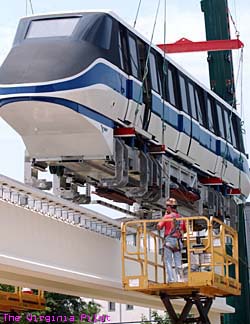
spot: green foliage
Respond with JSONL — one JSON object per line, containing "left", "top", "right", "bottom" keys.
{"left": 141, "top": 310, "right": 171, "bottom": 324}
{"left": 44, "top": 292, "right": 100, "bottom": 318}
{"left": 0, "top": 284, "right": 15, "bottom": 293}
{"left": 151, "top": 310, "right": 171, "bottom": 324}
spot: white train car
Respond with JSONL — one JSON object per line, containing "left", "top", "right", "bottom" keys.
{"left": 0, "top": 10, "right": 249, "bottom": 212}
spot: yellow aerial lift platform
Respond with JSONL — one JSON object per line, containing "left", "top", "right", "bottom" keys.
{"left": 0, "top": 287, "right": 45, "bottom": 313}
{"left": 121, "top": 216, "right": 240, "bottom": 324}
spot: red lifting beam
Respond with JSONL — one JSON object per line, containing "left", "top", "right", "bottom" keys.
{"left": 157, "top": 37, "right": 244, "bottom": 54}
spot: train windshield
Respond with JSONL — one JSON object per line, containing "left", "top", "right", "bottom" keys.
{"left": 24, "top": 14, "right": 112, "bottom": 50}
{"left": 81, "top": 14, "right": 113, "bottom": 50}
{"left": 26, "top": 17, "right": 80, "bottom": 38}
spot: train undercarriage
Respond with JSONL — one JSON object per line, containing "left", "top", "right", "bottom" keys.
{"left": 24, "top": 130, "right": 240, "bottom": 227}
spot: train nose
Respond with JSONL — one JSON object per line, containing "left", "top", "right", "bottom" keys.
{"left": 0, "top": 98, "right": 114, "bottom": 159}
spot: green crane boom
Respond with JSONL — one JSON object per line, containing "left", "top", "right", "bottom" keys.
{"left": 201, "top": 0, "right": 236, "bottom": 106}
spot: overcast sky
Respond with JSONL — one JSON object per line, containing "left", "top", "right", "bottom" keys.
{"left": 0, "top": 0, "right": 249, "bottom": 182}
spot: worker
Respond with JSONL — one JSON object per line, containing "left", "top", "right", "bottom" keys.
{"left": 157, "top": 198, "right": 186, "bottom": 282}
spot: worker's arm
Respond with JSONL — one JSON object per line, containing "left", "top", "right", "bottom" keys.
{"left": 157, "top": 214, "right": 168, "bottom": 230}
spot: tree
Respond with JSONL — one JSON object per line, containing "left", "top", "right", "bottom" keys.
{"left": 151, "top": 311, "right": 171, "bottom": 324}
{"left": 141, "top": 310, "right": 171, "bottom": 324}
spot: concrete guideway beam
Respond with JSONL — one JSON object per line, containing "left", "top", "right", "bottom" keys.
{"left": 0, "top": 197, "right": 165, "bottom": 308}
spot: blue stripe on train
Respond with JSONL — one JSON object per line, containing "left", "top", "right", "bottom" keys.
{"left": 0, "top": 61, "right": 247, "bottom": 174}
{"left": 0, "top": 63, "right": 143, "bottom": 105}
{"left": 0, "top": 63, "right": 126, "bottom": 95}
{"left": 150, "top": 97, "right": 246, "bottom": 172}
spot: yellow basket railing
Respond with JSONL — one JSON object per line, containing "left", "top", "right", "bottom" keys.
{"left": 121, "top": 216, "right": 240, "bottom": 297}
{"left": 0, "top": 287, "right": 45, "bottom": 312}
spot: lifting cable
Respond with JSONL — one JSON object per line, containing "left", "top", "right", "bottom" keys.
{"left": 26, "top": 0, "right": 34, "bottom": 15}
{"left": 220, "top": 2, "right": 244, "bottom": 181}
{"left": 221, "top": 48, "right": 245, "bottom": 185}
{"left": 161, "top": 0, "right": 168, "bottom": 145}
{"left": 133, "top": 0, "right": 142, "bottom": 28}
{"left": 235, "top": 48, "right": 245, "bottom": 188}
{"left": 133, "top": 0, "right": 161, "bottom": 125}
{"left": 228, "top": 6, "right": 239, "bottom": 38}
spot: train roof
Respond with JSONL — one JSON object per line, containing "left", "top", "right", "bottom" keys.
{"left": 21, "top": 9, "right": 239, "bottom": 117}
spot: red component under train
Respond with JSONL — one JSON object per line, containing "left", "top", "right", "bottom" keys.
{"left": 170, "top": 188, "right": 200, "bottom": 204}
{"left": 95, "top": 188, "right": 135, "bottom": 205}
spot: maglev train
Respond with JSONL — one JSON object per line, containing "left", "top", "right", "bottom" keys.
{"left": 0, "top": 10, "right": 249, "bottom": 199}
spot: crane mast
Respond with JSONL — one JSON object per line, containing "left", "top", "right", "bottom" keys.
{"left": 201, "top": 0, "right": 236, "bottom": 107}
{"left": 201, "top": 1, "right": 250, "bottom": 323}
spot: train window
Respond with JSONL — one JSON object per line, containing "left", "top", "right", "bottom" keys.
{"left": 235, "top": 117, "right": 245, "bottom": 153}
{"left": 26, "top": 17, "right": 80, "bottom": 38}
{"left": 223, "top": 109, "right": 232, "bottom": 143}
{"left": 230, "top": 118, "right": 237, "bottom": 148}
{"left": 207, "top": 97, "right": 214, "bottom": 132}
{"left": 194, "top": 88, "right": 205, "bottom": 126}
{"left": 156, "top": 54, "right": 163, "bottom": 95}
{"left": 179, "top": 75, "right": 189, "bottom": 113}
{"left": 128, "top": 35, "right": 140, "bottom": 79}
{"left": 188, "top": 83, "right": 197, "bottom": 119}
{"left": 216, "top": 104, "right": 226, "bottom": 139}
{"left": 223, "top": 109, "right": 233, "bottom": 143}
{"left": 118, "top": 32, "right": 125, "bottom": 70}
{"left": 168, "top": 68, "right": 176, "bottom": 106}
{"left": 82, "top": 15, "right": 113, "bottom": 50}
{"left": 231, "top": 116, "right": 238, "bottom": 149}
{"left": 118, "top": 26, "right": 130, "bottom": 74}
{"left": 149, "top": 52, "right": 159, "bottom": 93}
{"left": 160, "top": 60, "right": 167, "bottom": 100}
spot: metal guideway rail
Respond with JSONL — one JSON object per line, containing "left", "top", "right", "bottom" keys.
{"left": 121, "top": 216, "right": 240, "bottom": 323}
